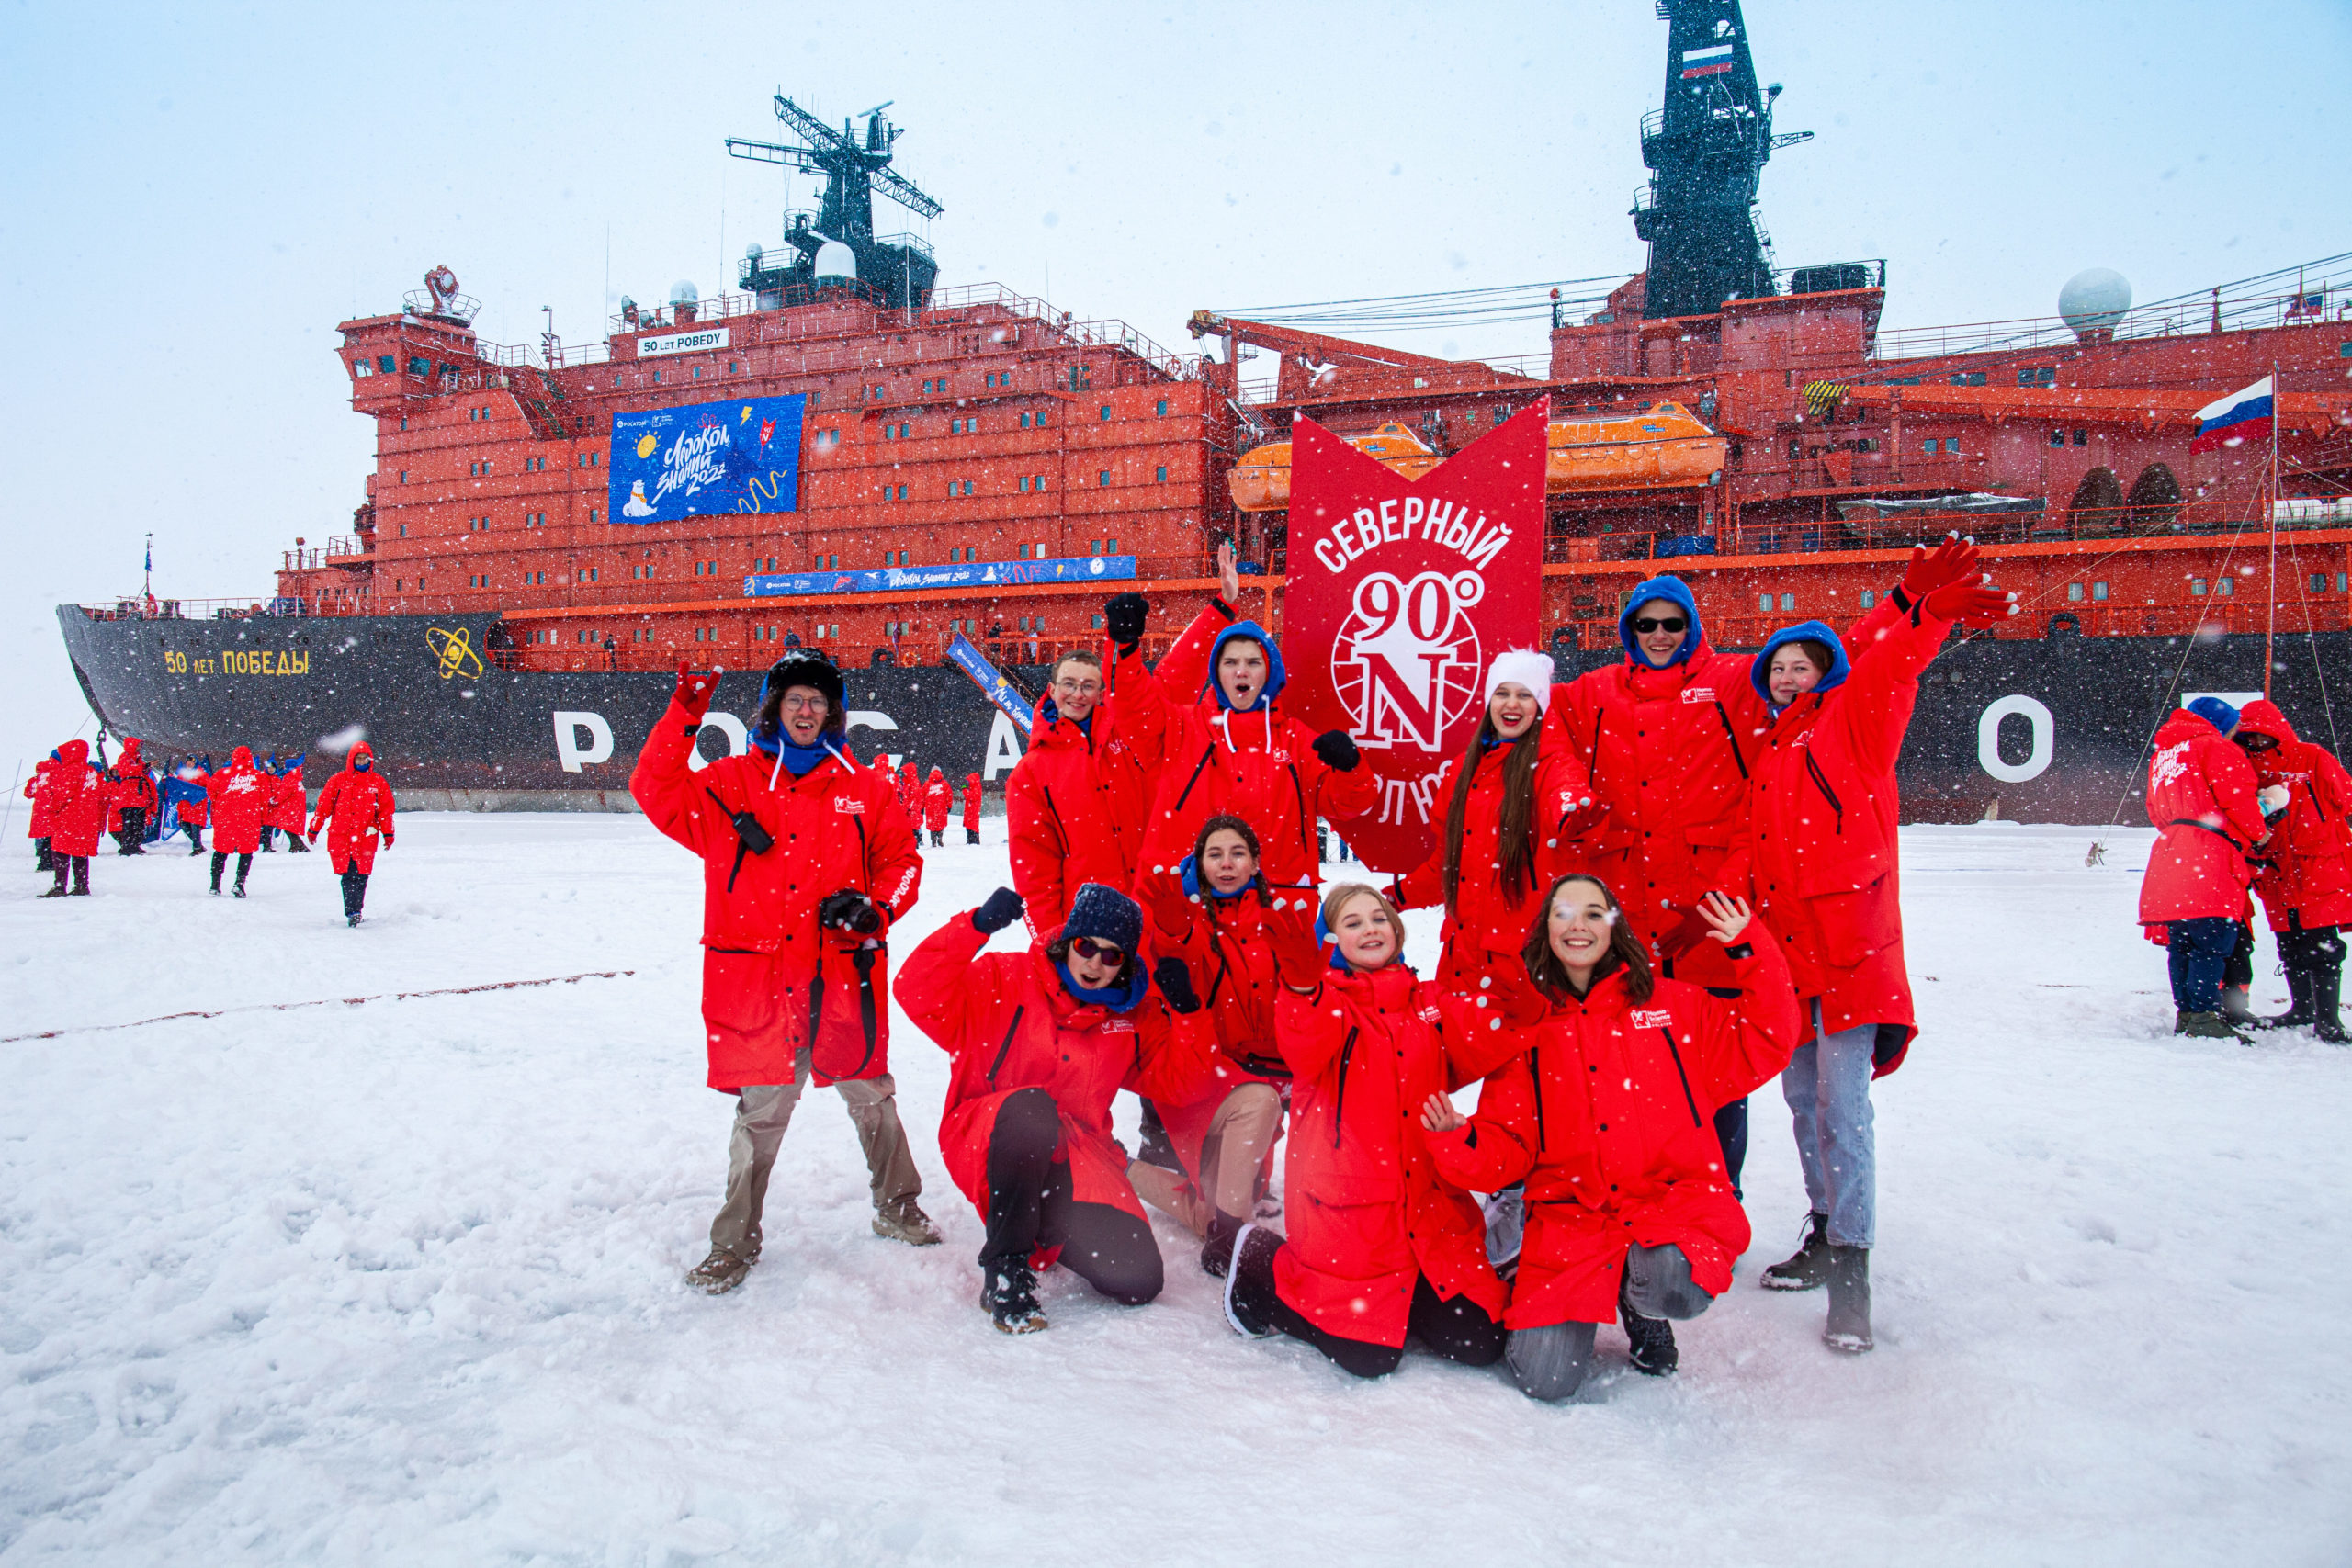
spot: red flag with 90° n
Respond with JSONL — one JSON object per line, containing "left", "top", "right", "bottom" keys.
{"left": 1282, "top": 401, "right": 1548, "bottom": 874}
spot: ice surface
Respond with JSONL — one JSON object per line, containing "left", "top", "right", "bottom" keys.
{"left": 3, "top": 819, "right": 2348, "bottom": 1564}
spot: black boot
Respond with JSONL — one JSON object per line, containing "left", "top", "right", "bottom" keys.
{"left": 2259, "top": 959, "right": 2316, "bottom": 1030}
{"left": 1619, "top": 1276, "right": 1679, "bottom": 1375}
{"left": 979, "top": 1261, "right": 1046, "bottom": 1335}
{"left": 1824, "top": 1245, "right": 1873, "bottom": 1353}
{"left": 1761, "top": 1212, "right": 1833, "bottom": 1291}
{"left": 1201, "top": 1208, "right": 1249, "bottom": 1279}
{"left": 2313, "top": 958, "right": 2348, "bottom": 1044}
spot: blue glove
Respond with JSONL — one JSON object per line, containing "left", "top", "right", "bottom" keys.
{"left": 972, "top": 887, "right": 1025, "bottom": 935}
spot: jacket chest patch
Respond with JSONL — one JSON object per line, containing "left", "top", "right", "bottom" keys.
{"left": 1097, "top": 1017, "right": 1136, "bottom": 1035}
{"left": 834, "top": 796, "right": 866, "bottom": 814}
{"left": 1679, "top": 688, "right": 1716, "bottom": 704}
{"left": 1630, "top": 1008, "right": 1673, "bottom": 1028}
{"left": 1418, "top": 1006, "right": 1442, "bottom": 1023}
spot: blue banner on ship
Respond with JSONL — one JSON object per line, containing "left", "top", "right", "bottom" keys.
{"left": 945, "top": 634, "right": 1037, "bottom": 727}
{"left": 608, "top": 394, "right": 806, "bottom": 524}
{"left": 742, "top": 556, "right": 1137, "bottom": 598}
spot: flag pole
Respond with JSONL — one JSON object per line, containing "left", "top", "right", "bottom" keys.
{"left": 2265, "top": 361, "right": 2280, "bottom": 698}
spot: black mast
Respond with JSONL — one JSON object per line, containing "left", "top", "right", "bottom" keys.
{"left": 729, "top": 96, "right": 944, "bottom": 311}
{"left": 1634, "top": 0, "right": 1810, "bottom": 320}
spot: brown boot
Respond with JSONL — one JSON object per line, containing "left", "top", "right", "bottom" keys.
{"left": 684, "top": 1247, "right": 752, "bottom": 1294}
{"left": 871, "top": 1196, "right": 942, "bottom": 1246}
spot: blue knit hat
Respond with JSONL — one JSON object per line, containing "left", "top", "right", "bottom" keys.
{"left": 2186, "top": 696, "right": 2241, "bottom": 735}
{"left": 1061, "top": 882, "right": 1143, "bottom": 956}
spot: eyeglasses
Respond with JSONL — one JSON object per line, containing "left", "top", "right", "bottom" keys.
{"left": 1631, "top": 616, "right": 1687, "bottom": 634}
{"left": 1069, "top": 936, "right": 1125, "bottom": 964}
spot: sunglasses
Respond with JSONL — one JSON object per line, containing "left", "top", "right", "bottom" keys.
{"left": 1631, "top": 616, "right": 1687, "bottom": 634}
{"left": 1069, "top": 936, "right": 1126, "bottom": 964}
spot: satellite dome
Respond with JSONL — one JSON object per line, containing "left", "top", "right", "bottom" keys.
{"left": 669, "top": 279, "right": 699, "bottom": 306}
{"left": 2059, "top": 268, "right": 2132, "bottom": 337}
{"left": 814, "top": 240, "right": 858, "bottom": 285}
{"left": 745, "top": 243, "right": 763, "bottom": 264}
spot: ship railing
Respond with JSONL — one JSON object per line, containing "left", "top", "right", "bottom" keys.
{"left": 1873, "top": 250, "right": 2352, "bottom": 362}
{"left": 323, "top": 535, "right": 366, "bottom": 559}
{"left": 492, "top": 629, "right": 1182, "bottom": 678}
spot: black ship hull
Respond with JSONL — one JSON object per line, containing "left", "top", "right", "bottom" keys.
{"left": 57, "top": 606, "right": 2352, "bottom": 824}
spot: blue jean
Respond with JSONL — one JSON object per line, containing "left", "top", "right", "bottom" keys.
{"left": 1781, "top": 1002, "right": 1877, "bottom": 1250}
{"left": 2165, "top": 916, "right": 2242, "bottom": 1013}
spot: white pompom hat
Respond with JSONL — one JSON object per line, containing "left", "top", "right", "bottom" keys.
{"left": 1484, "top": 649, "right": 1556, "bottom": 713}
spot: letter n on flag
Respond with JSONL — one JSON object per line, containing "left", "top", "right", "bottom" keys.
{"left": 1283, "top": 401, "right": 1548, "bottom": 873}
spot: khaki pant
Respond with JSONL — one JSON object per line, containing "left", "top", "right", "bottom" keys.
{"left": 708, "top": 1048, "right": 922, "bottom": 1259}
{"left": 1128, "top": 1082, "right": 1283, "bottom": 1236}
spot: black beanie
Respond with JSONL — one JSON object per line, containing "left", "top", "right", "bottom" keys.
{"left": 1061, "top": 882, "right": 1143, "bottom": 955}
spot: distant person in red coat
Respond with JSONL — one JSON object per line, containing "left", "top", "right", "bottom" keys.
{"left": 310, "top": 743, "right": 397, "bottom": 925}
{"left": 204, "top": 746, "right": 270, "bottom": 898}
{"left": 961, "top": 773, "right": 983, "bottom": 845}
{"left": 262, "top": 757, "right": 311, "bottom": 852}
{"left": 25, "top": 752, "right": 58, "bottom": 872}
{"left": 922, "top": 766, "right": 952, "bottom": 848}
{"left": 2234, "top": 699, "right": 2350, "bottom": 1042}
{"left": 105, "top": 737, "right": 158, "bottom": 854}
{"left": 897, "top": 761, "right": 919, "bottom": 822}
{"left": 37, "top": 741, "right": 104, "bottom": 897}
{"left": 2141, "top": 697, "right": 2270, "bottom": 1043}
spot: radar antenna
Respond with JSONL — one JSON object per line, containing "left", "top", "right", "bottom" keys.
{"left": 727, "top": 94, "right": 943, "bottom": 311}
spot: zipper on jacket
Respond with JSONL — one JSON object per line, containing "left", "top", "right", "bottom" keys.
{"left": 1528, "top": 1043, "right": 1547, "bottom": 1152}
{"left": 1329, "top": 1026, "right": 1361, "bottom": 1148}
{"left": 1171, "top": 747, "right": 1216, "bottom": 812}
{"left": 988, "top": 1005, "right": 1026, "bottom": 1083}
{"left": 1040, "top": 785, "right": 1069, "bottom": 853}
{"left": 1804, "top": 750, "right": 1845, "bottom": 834}
{"left": 1712, "top": 702, "right": 1750, "bottom": 781}
{"left": 1657, "top": 1028, "right": 1703, "bottom": 1128}
{"left": 1288, "top": 764, "right": 1310, "bottom": 868}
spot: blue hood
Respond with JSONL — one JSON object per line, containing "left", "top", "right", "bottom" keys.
{"left": 1178, "top": 852, "right": 1261, "bottom": 902}
{"left": 1618, "top": 576, "right": 1703, "bottom": 668}
{"left": 1205, "top": 620, "right": 1286, "bottom": 711}
{"left": 1750, "top": 620, "right": 1852, "bottom": 710}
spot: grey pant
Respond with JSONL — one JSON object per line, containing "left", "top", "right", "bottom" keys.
{"left": 708, "top": 1047, "right": 922, "bottom": 1259}
{"left": 1783, "top": 1000, "right": 1879, "bottom": 1249}
{"left": 1508, "top": 1243, "right": 1711, "bottom": 1401}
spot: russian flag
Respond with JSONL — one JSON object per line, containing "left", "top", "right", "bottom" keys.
{"left": 2189, "top": 375, "right": 2274, "bottom": 453}
{"left": 1680, "top": 41, "right": 1735, "bottom": 78}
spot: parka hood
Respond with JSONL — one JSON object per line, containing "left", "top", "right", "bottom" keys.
{"left": 1205, "top": 620, "right": 1286, "bottom": 711}
{"left": 1751, "top": 620, "right": 1853, "bottom": 709}
{"left": 1619, "top": 576, "right": 1703, "bottom": 668}
{"left": 2234, "top": 698, "right": 2299, "bottom": 747}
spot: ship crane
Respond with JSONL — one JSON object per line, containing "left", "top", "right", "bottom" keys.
{"left": 1186, "top": 310, "right": 1535, "bottom": 417}
{"left": 727, "top": 94, "right": 944, "bottom": 311}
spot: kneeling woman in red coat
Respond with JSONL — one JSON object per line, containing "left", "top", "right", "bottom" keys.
{"left": 1424, "top": 876, "right": 1797, "bottom": 1399}
{"left": 899, "top": 881, "right": 1221, "bottom": 1334}
{"left": 1221, "top": 884, "right": 1511, "bottom": 1379}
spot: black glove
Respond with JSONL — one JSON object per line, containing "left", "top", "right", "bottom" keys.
{"left": 819, "top": 889, "right": 883, "bottom": 935}
{"left": 1154, "top": 957, "right": 1201, "bottom": 1015}
{"left": 1312, "top": 730, "right": 1361, "bottom": 771}
{"left": 972, "top": 886, "right": 1025, "bottom": 935}
{"left": 1104, "top": 592, "right": 1148, "bottom": 653}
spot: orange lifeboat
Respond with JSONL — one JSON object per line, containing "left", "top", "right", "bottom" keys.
{"left": 1544, "top": 401, "right": 1726, "bottom": 492}
{"left": 1226, "top": 405, "right": 1727, "bottom": 513}
{"left": 1226, "top": 423, "right": 1441, "bottom": 513}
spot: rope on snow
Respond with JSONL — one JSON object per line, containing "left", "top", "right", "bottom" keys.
{"left": 1, "top": 969, "right": 636, "bottom": 1044}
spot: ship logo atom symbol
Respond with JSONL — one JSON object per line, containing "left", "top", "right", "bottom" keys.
{"left": 426, "top": 626, "right": 485, "bottom": 681}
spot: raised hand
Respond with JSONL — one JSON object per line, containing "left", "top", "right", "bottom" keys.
{"left": 1263, "top": 886, "right": 1328, "bottom": 991}
{"left": 1103, "top": 592, "right": 1148, "bottom": 653}
{"left": 1923, "top": 576, "right": 2018, "bottom": 626}
{"left": 1419, "top": 1091, "right": 1467, "bottom": 1134}
{"left": 1898, "top": 533, "right": 1981, "bottom": 603}
{"left": 673, "top": 660, "right": 719, "bottom": 721}
{"left": 971, "top": 886, "right": 1025, "bottom": 935}
{"left": 1216, "top": 538, "right": 1242, "bottom": 604}
{"left": 1698, "top": 889, "right": 1753, "bottom": 945}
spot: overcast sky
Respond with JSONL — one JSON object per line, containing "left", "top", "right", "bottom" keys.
{"left": 2, "top": 0, "right": 2346, "bottom": 774}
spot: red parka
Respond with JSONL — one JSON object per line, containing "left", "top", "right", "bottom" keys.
{"left": 1393, "top": 728, "right": 1599, "bottom": 997}
{"left": 1007, "top": 641, "right": 1170, "bottom": 940}
{"left": 205, "top": 748, "right": 272, "bottom": 854}
{"left": 1734, "top": 606, "right": 1952, "bottom": 1066}
{"left": 898, "top": 912, "right": 1218, "bottom": 1225}
{"left": 309, "top": 745, "right": 397, "bottom": 874}
{"left": 1432, "top": 939, "right": 1797, "bottom": 1326}
{"left": 1549, "top": 592, "right": 1900, "bottom": 987}
{"left": 2235, "top": 700, "right": 2352, "bottom": 931}
{"left": 268, "top": 765, "right": 308, "bottom": 833}
{"left": 25, "top": 758, "right": 57, "bottom": 840}
{"left": 2138, "top": 709, "right": 2267, "bottom": 926}
{"left": 897, "top": 761, "right": 919, "bottom": 821}
{"left": 961, "top": 773, "right": 983, "bottom": 832}
{"left": 1140, "top": 864, "right": 1295, "bottom": 1178}
{"left": 40, "top": 742, "right": 107, "bottom": 857}
{"left": 1272, "top": 963, "right": 1510, "bottom": 1348}
{"left": 632, "top": 705, "right": 922, "bottom": 1089}
{"left": 922, "top": 769, "right": 952, "bottom": 833}
{"left": 1137, "top": 604, "right": 1379, "bottom": 889}
{"left": 107, "top": 740, "right": 158, "bottom": 821}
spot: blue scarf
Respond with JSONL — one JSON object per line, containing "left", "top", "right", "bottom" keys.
{"left": 749, "top": 726, "right": 835, "bottom": 777}
{"left": 1057, "top": 959, "right": 1147, "bottom": 1012}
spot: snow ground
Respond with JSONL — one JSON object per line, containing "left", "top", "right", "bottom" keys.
{"left": 2, "top": 819, "right": 2348, "bottom": 1566}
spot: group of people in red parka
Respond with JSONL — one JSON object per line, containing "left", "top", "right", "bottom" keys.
{"left": 25, "top": 735, "right": 395, "bottom": 923}
{"left": 2137, "top": 693, "right": 2352, "bottom": 1044}
{"left": 870, "top": 754, "right": 986, "bottom": 849}
{"left": 639, "top": 534, "right": 2018, "bottom": 1399}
